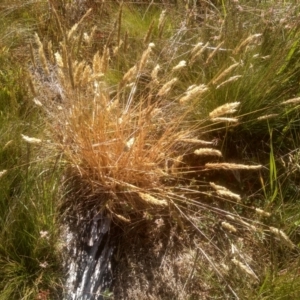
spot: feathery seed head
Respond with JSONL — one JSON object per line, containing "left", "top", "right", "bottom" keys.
{"left": 211, "top": 117, "right": 239, "bottom": 123}
{"left": 216, "top": 189, "right": 241, "bottom": 202}
{"left": 173, "top": 60, "right": 186, "bottom": 71}
{"left": 209, "top": 102, "right": 240, "bottom": 118}
{"left": 221, "top": 221, "right": 237, "bottom": 233}
{"left": 138, "top": 192, "right": 168, "bottom": 207}
{"left": 232, "top": 258, "right": 258, "bottom": 281}
{"left": 122, "top": 65, "right": 138, "bottom": 83}
{"left": 255, "top": 208, "right": 271, "bottom": 217}
{"left": 216, "top": 75, "right": 242, "bottom": 89}
{"left": 179, "top": 84, "right": 208, "bottom": 105}
{"left": 55, "top": 52, "right": 64, "bottom": 68}
{"left": 281, "top": 97, "right": 300, "bottom": 105}
{"left": 194, "top": 148, "right": 222, "bottom": 157}
{"left": 205, "top": 163, "right": 262, "bottom": 170}
{"left": 157, "top": 78, "right": 177, "bottom": 96}
{"left": 269, "top": 227, "right": 295, "bottom": 249}
{"left": 21, "top": 134, "right": 42, "bottom": 144}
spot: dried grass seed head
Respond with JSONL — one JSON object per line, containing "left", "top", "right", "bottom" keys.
{"left": 209, "top": 102, "right": 240, "bottom": 118}
{"left": 216, "top": 189, "right": 241, "bottom": 202}
{"left": 139, "top": 43, "right": 154, "bottom": 72}
{"left": 205, "top": 163, "right": 262, "bottom": 170}
{"left": 21, "top": 134, "right": 42, "bottom": 144}
{"left": 157, "top": 78, "right": 178, "bottom": 96}
{"left": 179, "top": 84, "right": 208, "bottom": 105}
{"left": 122, "top": 65, "right": 138, "bottom": 83}
{"left": 55, "top": 52, "right": 64, "bottom": 68}
{"left": 35, "top": 33, "right": 49, "bottom": 76}
{"left": 231, "top": 258, "right": 258, "bottom": 281}
{"left": 211, "top": 63, "right": 239, "bottom": 85}
{"left": 194, "top": 148, "right": 222, "bottom": 157}
{"left": 281, "top": 97, "right": 300, "bottom": 105}
{"left": 255, "top": 208, "right": 271, "bottom": 217}
{"left": 269, "top": 227, "right": 296, "bottom": 249}
{"left": 221, "top": 221, "right": 237, "bottom": 233}
{"left": 209, "top": 182, "right": 229, "bottom": 191}
{"left": 257, "top": 114, "right": 278, "bottom": 120}
{"left": 172, "top": 60, "right": 186, "bottom": 71}
{"left": 158, "top": 10, "right": 167, "bottom": 31}
{"left": 138, "top": 192, "right": 168, "bottom": 207}
{"left": 216, "top": 75, "right": 242, "bottom": 89}
{"left": 210, "top": 117, "right": 239, "bottom": 123}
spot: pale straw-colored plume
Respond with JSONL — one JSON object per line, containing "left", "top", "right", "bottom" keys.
{"left": 143, "top": 20, "right": 154, "bottom": 45}
{"left": 281, "top": 97, "right": 300, "bottom": 105}
{"left": 205, "top": 162, "right": 262, "bottom": 170}
{"left": 255, "top": 208, "right": 271, "bottom": 217}
{"left": 226, "top": 215, "right": 257, "bottom": 232}
{"left": 232, "top": 258, "right": 258, "bottom": 281}
{"left": 206, "top": 41, "right": 224, "bottom": 65}
{"left": 74, "top": 61, "right": 86, "bottom": 87}
{"left": 257, "top": 114, "right": 278, "bottom": 120}
{"left": 55, "top": 52, "right": 64, "bottom": 68}
{"left": 81, "top": 65, "right": 92, "bottom": 86}
{"left": 209, "top": 182, "right": 228, "bottom": 191}
{"left": 33, "top": 98, "right": 43, "bottom": 107}
{"left": 172, "top": 60, "right": 186, "bottom": 71}
{"left": 35, "top": 33, "right": 49, "bottom": 76}
{"left": 139, "top": 43, "right": 154, "bottom": 72}
{"left": 21, "top": 134, "right": 42, "bottom": 144}
{"left": 157, "top": 78, "right": 178, "bottom": 96}
{"left": 151, "top": 64, "right": 160, "bottom": 82}
{"left": 210, "top": 182, "right": 241, "bottom": 201}
{"left": 113, "top": 40, "right": 123, "bottom": 56}
{"left": 211, "top": 117, "right": 239, "bottom": 123}
{"left": 151, "top": 64, "right": 160, "bottom": 85}
{"left": 216, "top": 189, "right": 241, "bottom": 202}
{"left": 138, "top": 192, "right": 168, "bottom": 206}
{"left": 178, "top": 138, "right": 214, "bottom": 145}
{"left": 100, "top": 46, "right": 110, "bottom": 73}
{"left": 0, "top": 170, "right": 7, "bottom": 179}
{"left": 209, "top": 102, "right": 240, "bottom": 118}
{"left": 216, "top": 75, "right": 242, "bottom": 89}
{"left": 67, "top": 8, "right": 92, "bottom": 41}
{"left": 211, "top": 63, "right": 239, "bottom": 85}
{"left": 125, "top": 137, "right": 135, "bottom": 151}
{"left": 83, "top": 26, "right": 97, "bottom": 45}
{"left": 60, "top": 42, "right": 68, "bottom": 70}
{"left": 67, "top": 22, "right": 79, "bottom": 41}
{"left": 122, "top": 65, "right": 137, "bottom": 83}
{"left": 233, "top": 33, "right": 262, "bottom": 54}
{"left": 269, "top": 227, "right": 296, "bottom": 249}
{"left": 93, "top": 51, "right": 102, "bottom": 74}
{"left": 194, "top": 148, "right": 222, "bottom": 157}
{"left": 179, "top": 84, "right": 208, "bottom": 105}
{"left": 158, "top": 10, "right": 166, "bottom": 31}
{"left": 221, "top": 221, "right": 237, "bottom": 233}
{"left": 191, "top": 42, "right": 204, "bottom": 55}
{"left": 190, "top": 42, "right": 209, "bottom": 65}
